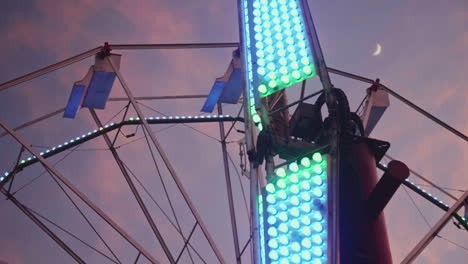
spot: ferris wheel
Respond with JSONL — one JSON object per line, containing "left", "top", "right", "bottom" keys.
{"left": 0, "top": 1, "right": 467, "bottom": 264}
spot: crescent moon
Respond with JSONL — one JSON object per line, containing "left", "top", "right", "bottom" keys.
{"left": 373, "top": 43, "right": 382, "bottom": 56}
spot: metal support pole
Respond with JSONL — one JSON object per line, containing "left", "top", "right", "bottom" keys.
{"left": 236, "top": 0, "right": 261, "bottom": 262}
{"left": 89, "top": 109, "right": 176, "bottom": 263}
{"left": 401, "top": 190, "right": 468, "bottom": 264}
{"left": 0, "top": 120, "right": 160, "bottom": 264}
{"left": 2, "top": 190, "right": 85, "bottom": 264}
{"left": 300, "top": 1, "right": 340, "bottom": 263}
{"left": 107, "top": 58, "right": 225, "bottom": 264}
{"left": 111, "top": 43, "right": 238, "bottom": 50}
{"left": 0, "top": 47, "right": 102, "bottom": 93}
{"left": 217, "top": 104, "right": 242, "bottom": 264}
{"left": 327, "top": 67, "right": 468, "bottom": 142}
{"left": 0, "top": 42, "right": 239, "bottom": 93}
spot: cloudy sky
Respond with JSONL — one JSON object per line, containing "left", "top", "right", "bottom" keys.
{"left": 0, "top": 0, "right": 466, "bottom": 263}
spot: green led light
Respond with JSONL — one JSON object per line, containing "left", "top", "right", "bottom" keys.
{"left": 268, "top": 216, "right": 277, "bottom": 225}
{"left": 281, "top": 75, "right": 290, "bottom": 84}
{"left": 312, "top": 235, "right": 323, "bottom": 245}
{"left": 268, "top": 239, "right": 279, "bottom": 249}
{"left": 291, "top": 219, "right": 300, "bottom": 229}
{"left": 258, "top": 123, "right": 264, "bottom": 131}
{"left": 292, "top": 70, "right": 301, "bottom": 79}
{"left": 278, "top": 212, "right": 289, "bottom": 222}
{"left": 311, "top": 211, "right": 323, "bottom": 221}
{"left": 266, "top": 194, "right": 276, "bottom": 204}
{"left": 258, "top": 67, "right": 266, "bottom": 75}
{"left": 278, "top": 190, "right": 287, "bottom": 200}
{"left": 291, "top": 254, "right": 301, "bottom": 264}
{"left": 300, "top": 192, "right": 311, "bottom": 202}
{"left": 278, "top": 202, "right": 288, "bottom": 211}
{"left": 312, "top": 176, "right": 323, "bottom": 186}
{"left": 267, "top": 205, "right": 278, "bottom": 215}
{"left": 301, "top": 226, "right": 312, "bottom": 236}
{"left": 258, "top": 84, "right": 268, "bottom": 94}
{"left": 300, "top": 180, "right": 311, "bottom": 190}
{"left": 278, "top": 223, "right": 289, "bottom": 233}
{"left": 268, "top": 227, "right": 278, "bottom": 237}
{"left": 300, "top": 157, "right": 311, "bottom": 167}
{"left": 301, "top": 251, "right": 312, "bottom": 261}
{"left": 280, "top": 66, "right": 288, "bottom": 74}
{"left": 290, "top": 207, "right": 300, "bottom": 217}
{"left": 252, "top": 114, "right": 261, "bottom": 123}
{"left": 301, "top": 238, "right": 312, "bottom": 248}
{"left": 290, "top": 195, "right": 300, "bottom": 206}
{"left": 278, "top": 235, "right": 288, "bottom": 245}
{"left": 266, "top": 183, "right": 275, "bottom": 193}
{"left": 268, "top": 80, "right": 277, "bottom": 88}
{"left": 302, "top": 171, "right": 311, "bottom": 179}
{"left": 290, "top": 184, "right": 300, "bottom": 194}
{"left": 300, "top": 215, "right": 311, "bottom": 225}
{"left": 312, "top": 152, "right": 323, "bottom": 162}
{"left": 277, "top": 179, "right": 287, "bottom": 188}
{"left": 312, "top": 247, "right": 323, "bottom": 257}
{"left": 269, "top": 250, "right": 279, "bottom": 260}
{"left": 289, "top": 162, "right": 299, "bottom": 172}
{"left": 289, "top": 174, "right": 299, "bottom": 183}
{"left": 268, "top": 72, "right": 277, "bottom": 80}
{"left": 311, "top": 222, "right": 323, "bottom": 233}
{"left": 312, "top": 188, "right": 323, "bottom": 198}
{"left": 291, "top": 242, "right": 301, "bottom": 252}
{"left": 313, "top": 164, "right": 323, "bottom": 174}
{"left": 276, "top": 168, "right": 286, "bottom": 178}
{"left": 279, "top": 247, "right": 289, "bottom": 256}
{"left": 303, "top": 65, "right": 313, "bottom": 75}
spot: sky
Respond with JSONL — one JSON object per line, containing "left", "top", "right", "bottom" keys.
{"left": 0, "top": 0, "right": 467, "bottom": 263}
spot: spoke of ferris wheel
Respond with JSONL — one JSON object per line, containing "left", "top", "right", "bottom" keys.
{"left": 0, "top": 94, "right": 208, "bottom": 139}
{"left": 0, "top": 42, "right": 238, "bottom": 93}
{"left": 89, "top": 108, "right": 177, "bottom": 264}
{"left": 108, "top": 57, "right": 226, "bottom": 263}
{"left": 327, "top": 67, "right": 468, "bottom": 142}
{"left": 0, "top": 120, "right": 161, "bottom": 264}
{"left": 402, "top": 190, "right": 468, "bottom": 263}
{"left": 139, "top": 117, "right": 195, "bottom": 264}
{"left": 22, "top": 203, "right": 120, "bottom": 264}
{"left": 121, "top": 161, "right": 207, "bottom": 264}
{"left": 1, "top": 189, "right": 85, "bottom": 264}
{"left": 217, "top": 103, "right": 241, "bottom": 263}
{"left": 46, "top": 166, "right": 122, "bottom": 264}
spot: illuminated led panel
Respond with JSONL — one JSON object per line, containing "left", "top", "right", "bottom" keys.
{"left": 241, "top": 0, "right": 317, "bottom": 99}
{"left": 260, "top": 152, "right": 328, "bottom": 264}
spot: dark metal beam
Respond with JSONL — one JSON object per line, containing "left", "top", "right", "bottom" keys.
{"left": 89, "top": 109, "right": 176, "bottom": 263}
{"left": 111, "top": 43, "right": 238, "bottom": 50}
{"left": 1, "top": 116, "right": 243, "bottom": 185}
{"left": 327, "top": 67, "right": 468, "bottom": 142}
{"left": 217, "top": 104, "right": 241, "bottom": 263}
{"left": 2, "top": 190, "right": 85, "bottom": 264}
